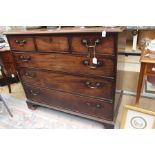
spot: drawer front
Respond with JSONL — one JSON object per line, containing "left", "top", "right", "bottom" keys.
{"left": 35, "top": 36, "right": 69, "bottom": 52}
{"left": 71, "top": 33, "right": 115, "bottom": 55}
{"left": 14, "top": 53, "right": 115, "bottom": 78}
{"left": 19, "top": 68, "right": 114, "bottom": 100}
{"left": 0, "top": 52, "right": 14, "bottom": 62}
{"left": 146, "top": 64, "right": 155, "bottom": 75}
{"left": 24, "top": 85, "right": 113, "bottom": 120}
{"left": 8, "top": 36, "right": 35, "bottom": 51}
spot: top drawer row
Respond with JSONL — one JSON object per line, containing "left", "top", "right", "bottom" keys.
{"left": 7, "top": 33, "right": 116, "bottom": 55}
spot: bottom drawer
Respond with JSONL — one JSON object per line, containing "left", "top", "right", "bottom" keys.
{"left": 24, "top": 85, "right": 113, "bottom": 120}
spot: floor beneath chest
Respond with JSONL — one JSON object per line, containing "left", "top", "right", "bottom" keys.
{"left": 0, "top": 85, "right": 104, "bottom": 129}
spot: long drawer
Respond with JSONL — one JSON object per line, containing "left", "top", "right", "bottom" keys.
{"left": 19, "top": 68, "right": 114, "bottom": 100}
{"left": 24, "top": 85, "right": 113, "bottom": 120}
{"left": 14, "top": 52, "right": 115, "bottom": 78}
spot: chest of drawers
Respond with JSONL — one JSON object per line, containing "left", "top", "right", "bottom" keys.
{"left": 5, "top": 27, "right": 124, "bottom": 128}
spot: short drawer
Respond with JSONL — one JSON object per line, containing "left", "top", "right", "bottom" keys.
{"left": 146, "top": 64, "right": 155, "bottom": 75}
{"left": 71, "top": 33, "right": 115, "bottom": 55}
{"left": 24, "top": 85, "right": 113, "bottom": 120}
{"left": 19, "top": 68, "right": 114, "bottom": 100}
{"left": 8, "top": 36, "right": 35, "bottom": 51}
{"left": 14, "top": 53, "right": 115, "bottom": 78}
{"left": 35, "top": 36, "right": 69, "bottom": 52}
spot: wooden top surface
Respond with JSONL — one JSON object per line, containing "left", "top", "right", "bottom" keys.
{"left": 3, "top": 27, "right": 124, "bottom": 35}
{"left": 140, "top": 49, "right": 155, "bottom": 63}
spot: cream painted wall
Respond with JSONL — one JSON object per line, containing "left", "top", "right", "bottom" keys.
{"left": 0, "top": 26, "right": 25, "bottom": 35}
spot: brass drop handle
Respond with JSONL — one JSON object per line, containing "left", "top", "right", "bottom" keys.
{"left": 30, "top": 90, "right": 39, "bottom": 96}
{"left": 25, "top": 72, "right": 36, "bottom": 78}
{"left": 15, "top": 40, "right": 26, "bottom": 46}
{"left": 82, "top": 38, "right": 100, "bottom": 58}
{"left": 83, "top": 60, "right": 103, "bottom": 69}
{"left": 85, "top": 81, "right": 102, "bottom": 89}
{"left": 82, "top": 38, "right": 100, "bottom": 48}
{"left": 19, "top": 56, "right": 31, "bottom": 62}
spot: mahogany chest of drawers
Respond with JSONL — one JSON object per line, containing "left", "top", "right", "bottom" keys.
{"left": 5, "top": 27, "right": 124, "bottom": 128}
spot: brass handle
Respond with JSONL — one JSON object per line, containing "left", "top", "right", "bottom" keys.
{"left": 25, "top": 72, "right": 36, "bottom": 78}
{"left": 86, "top": 102, "right": 103, "bottom": 109}
{"left": 83, "top": 60, "right": 103, "bottom": 69}
{"left": 19, "top": 56, "right": 31, "bottom": 62}
{"left": 30, "top": 90, "right": 39, "bottom": 96}
{"left": 82, "top": 38, "right": 101, "bottom": 57}
{"left": 81, "top": 38, "right": 101, "bottom": 47}
{"left": 15, "top": 40, "right": 26, "bottom": 46}
{"left": 85, "top": 81, "right": 102, "bottom": 89}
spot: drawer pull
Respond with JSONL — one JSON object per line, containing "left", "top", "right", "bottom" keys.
{"left": 85, "top": 81, "right": 102, "bottom": 89}
{"left": 86, "top": 102, "right": 103, "bottom": 109}
{"left": 152, "top": 67, "right": 155, "bottom": 72}
{"left": 19, "top": 56, "right": 31, "bottom": 62}
{"left": 82, "top": 38, "right": 100, "bottom": 47}
{"left": 30, "top": 90, "right": 39, "bottom": 96}
{"left": 83, "top": 60, "right": 103, "bottom": 69}
{"left": 15, "top": 40, "right": 26, "bottom": 46}
{"left": 82, "top": 38, "right": 100, "bottom": 57}
{"left": 25, "top": 72, "right": 36, "bottom": 78}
